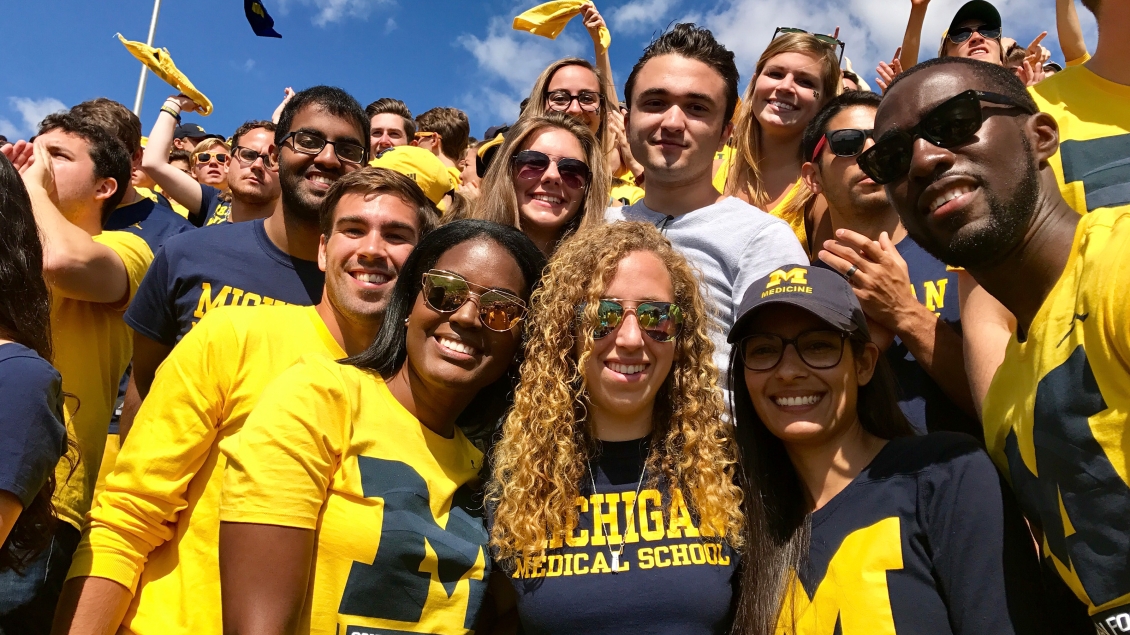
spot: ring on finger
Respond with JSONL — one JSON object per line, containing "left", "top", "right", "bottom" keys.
{"left": 845, "top": 264, "right": 859, "bottom": 280}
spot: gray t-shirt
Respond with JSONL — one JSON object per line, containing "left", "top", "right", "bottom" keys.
{"left": 606, "top": 197, "right": 807, "bottom": 395}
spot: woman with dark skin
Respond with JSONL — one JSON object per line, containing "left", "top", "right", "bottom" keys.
{"left": 218, "top": 220, "right": 545, "bottom": 635}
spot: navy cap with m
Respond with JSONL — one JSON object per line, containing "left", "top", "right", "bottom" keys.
{"left": 728, "top": 265, "right": 870, "bottom": 343}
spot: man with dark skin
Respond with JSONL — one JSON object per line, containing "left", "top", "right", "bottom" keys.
{"left": 873, "top": 57, "right": 1130, "bottom": 629}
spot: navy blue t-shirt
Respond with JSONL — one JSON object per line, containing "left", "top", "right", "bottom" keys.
{"left": 198, "top": 184, "right": 232, "bottom": 226}
{"left": 498, "top": 437, "right": 738, "bottom": 635}
{"left": 0, "top": 343, "right": 67, "bottom": 508}
{"left": 124, "top": 218, "right": 323, "bottom": 346}
{"left": 105, "top": 197, "right": 194, "bottom": 253}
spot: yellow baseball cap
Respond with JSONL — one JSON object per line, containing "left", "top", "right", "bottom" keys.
{"left": 370, "top": 145, "right": 455, "bottom": 211}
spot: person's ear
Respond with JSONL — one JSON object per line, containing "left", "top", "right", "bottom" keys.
{"left": 717, "top": 121, "right": 734, "bottom": 153}
{"left": 131, "top": 147, "right": 144, "bottom": 170}
{"left": 1027, "top": 112, "right": 1060, "bottom": 166}
{"left": 317, "top": 233, "right": 328, "bottom": 273}
{"left": 801, "top": 160, "right": 822, "bottom": 195}
{"left": 854, "top": 340, "right": 879, "bottom": 386}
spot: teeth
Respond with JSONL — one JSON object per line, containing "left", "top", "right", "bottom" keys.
{"left": 769, "top": 99, "right": 797, "bottom": 111}
{"left": 354, "top": 272, "right": 390, "bottom": 285}
{"left": 608, "top": 362, "right": 646, "bottom": 375}
{"left": 929, "top": 185, "right": 974, "bottom": 213}
{"left": 309, "top": 174, "right": 335, "bottom": 185}
{"left": 533, "top": 194, "right": 564, "bottom": 205}
{"left": 438, "top": 336, "right": 475, "bottom": 355}
{"left": 774, "top": 394, "right": 821, "bottom": 407}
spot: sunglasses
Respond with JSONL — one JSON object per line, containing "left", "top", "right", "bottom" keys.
{"left": 773, "top": 27, "right": 845, "bottom": 64}
{"left": 947, "top": 24, "right": 1002, "bottom": 44}
{"left": 740, "top": 330, "right": 849, "bottom": 371}
{"left": 857, "top": 90, "right": 1035, "bottom": 185}
{"left": 578, "top": 299, "right": 684, "bottom": 343}
{"left": 421, "top": 270, "right": 527, "bottom": 332}
{"left": 811, "top": 128, "right": 873, "bottom": 161}
{"left": 512, "top": 150, "right": 591, "bottom": 190}
{"left": 194, "top": 152, "right": 228, "bottom": 165}
{"left": 232, "top": 145, "right": 277, "bottom": 169}
{"left": 545, "top": 90, "right": 602, "bottom": 113}
{"left": 281, "top": 131, "right": 367, "bottom": 165}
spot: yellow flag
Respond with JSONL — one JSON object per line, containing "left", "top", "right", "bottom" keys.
{"left": 513, "top": 1, "right": 611, "bottom": 50}
{"left": 117, "top": 34, "right": 214, "bottom": 116}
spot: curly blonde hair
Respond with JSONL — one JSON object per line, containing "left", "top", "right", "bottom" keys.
{"left": 488, "top": 221, "right": 745, "bottom": 566}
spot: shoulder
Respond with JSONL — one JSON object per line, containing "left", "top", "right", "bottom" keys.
{"left": 207, "top": 303, "right": 313, "bottom": 337}
{"left": 867, "top": 432, "right": 990, "bottom": 480}
{"left": 0, "top": 343, "right": 60, "bottom": 390}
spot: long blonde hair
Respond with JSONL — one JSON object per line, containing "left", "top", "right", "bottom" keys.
{"left": 488, "top": 221, "right": 745, "bottom": 566}
{"left": 454, "top": 112, "right": 610, "bottom": 252}
{"left": 522, "top": 57, "right": 610, "bottom": 145}
{"left": 724, "top": 33, "right": 842, "bottom": 208}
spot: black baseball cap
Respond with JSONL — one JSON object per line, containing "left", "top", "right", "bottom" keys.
{"left": 174, "top": 123, "right": 223, "bottom": 141}
{"left": 948, "top": 0, "right": 1002, "bottom": 33}
{"left": 728, "top": 265, "right": 870, "bottom": 343}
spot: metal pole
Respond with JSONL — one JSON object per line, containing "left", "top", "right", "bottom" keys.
{"left": 132, "top": 0, "right": 163, "bottom": 116}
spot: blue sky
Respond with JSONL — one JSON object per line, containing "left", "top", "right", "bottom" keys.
{"left": 0, "top": 0, "right": 1097, "bottom": 142}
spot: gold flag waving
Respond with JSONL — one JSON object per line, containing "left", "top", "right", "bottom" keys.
{"left": 117, "top": 33, "right": 214, "bottom": 116}
{"left": 513, "top": 1, "right": 611, "bottom": 50}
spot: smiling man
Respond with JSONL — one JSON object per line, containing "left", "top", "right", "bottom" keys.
{"left": 869, "top": 56, "right": 1130, "bottom": 630}
{"left": 52, "top": 168, "right": 438, "bottom": 635}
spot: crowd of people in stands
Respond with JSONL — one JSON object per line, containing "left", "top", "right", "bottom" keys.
{"left": 0, "top": 0, "right": 1127, "bottom": 633}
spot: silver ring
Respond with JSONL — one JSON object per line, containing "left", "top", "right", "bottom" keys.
{"left": 845, "top": 265, "right": 859, "bottom": 280}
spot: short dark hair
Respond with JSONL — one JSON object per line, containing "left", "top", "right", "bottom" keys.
{"left": 230, "top": 120, "right": 276, "bottom": 148}
{"left": 625, "top": 23, "right": 740, "bottom": 123}
{"left": 38, "top": 113, "right": 132, "bottom": 221}
{"left": 70, "top": 98, "right": 142, "bottom": 157}
{"left": 276, "top": 86, "right": 369, "bottom": 150}
{"left": 317, "top": 166, "right": 440, "bottom": 238}
{"left": 415, "top": 107, "right": 470, "bottom": 161}
{"left": 168, "top": 149, "right": 191, "bottom": 164}
{"left": 885, "top": 56, "right": 1038, "bottom": 114}
{"left": 365, "top": 98, "right": 416, "bottom": 139}
{"left": 801, "top": 90, "right": 883, "bottom": 163}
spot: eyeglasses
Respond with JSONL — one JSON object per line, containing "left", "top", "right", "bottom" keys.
{"left": 545, "top": 90, "right": 602, "bottom": 113}
{"left": 772, "top": 27, "right": 845, "bottom": 64}
{"left": 194, "top": 152, "right": 228, "bottom": 165}
{"left": 577, "top": 299, "right": 684, "bottom": 343}
{"left": 740, "top": 330, "right": 849, "bottom": 371}
{"left": 947, "top": 24, "right": 1002, "bottom": 44}
{"left": 811, "top": 128, "right": 873, "bottom": 161}
{"left": 421, "top": 270, "right": 527, "bottom": 332}
{"left": 280, "top": 131, "right": 367, "bottom": 165}
{"left": 512, "top": 150, "right": 591, "bottom": 190}
{"left": 414, "top": 131, "right": 438, "bottom": 141}
{"left": 857, "top": 90, "right": 1035, "bottom": 185}
{"left": 232, "top": 145, "right": 277, "bottom": 169}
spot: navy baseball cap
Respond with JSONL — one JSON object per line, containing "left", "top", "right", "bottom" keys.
{"left": 728, "top": 265, "right": 870, "bottom": 343}
{"left": 174, "top": 122, "right": 222, "bottom": 141}
{"left": 948, "top": 0, "right": 1002, "bottom": 33}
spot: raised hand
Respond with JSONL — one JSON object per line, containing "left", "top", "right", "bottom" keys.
{"left": 23, "top": 138, "right": 57, "bottom": 200}
{"left": 580, "top": 2, "right": 608, "bottom": 49}
{"left": 171, "top": 93, "right": 202, "bottom": 114}
{"left": 1, "top": 139, "right": 35, "bottom": 172}
{"left": 876, "top": 47, "right": 904, "bottom": 94}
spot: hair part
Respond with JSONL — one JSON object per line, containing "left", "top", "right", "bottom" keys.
{"left": 366, "top": 98, "right": 416, "bottom": 139}
{"left": 38, "top": 112, "right": 132, "bottom": 221}
{"left": 415, "top": 107, "right": 471, "bottom": 162}
{"left": 317, "top": 166, "right": 440, "bottom": 238}
{"left": 625, "top": 23, "right": 740, "bottom": 124}
{"left": 275, "top": 86, "right": 369, "bottom": 150}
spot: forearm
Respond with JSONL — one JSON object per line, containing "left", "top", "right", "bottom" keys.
{"left": 142, "top": 102, "right": 203, "bottom": 213}
{"left": 51, "top": 576, "right": 132, "bottom": 635}
{"left": 1056, "top": 0, "right": 1089, "bottom": 62}
{"left": 894, "top": 305, "right": 977, "bottom": 418}
{"left": 899, "top": 4, "right": 929, "bottom": 68}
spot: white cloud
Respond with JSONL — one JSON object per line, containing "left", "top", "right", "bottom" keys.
{"left": 384, "top": 17, "right": 397, "bottom": 34}
{"left": 610, "top": 0, "right": 678, "bottom": 34}
{"left": 275, "top": 0, "right": 392, "bottom": 27}
{"left": 8, "top": 97, "right": 66, "bottom": 136}
{"left": 0, "top": 118, "right": 20, "bottom": 140}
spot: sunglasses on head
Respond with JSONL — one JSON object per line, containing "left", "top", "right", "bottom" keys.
{"left": 512, "top": 149, "right": 591, "bottom": 190}
{"left": 811, "top": 128, "right": 874, "bottom": 161}
{"left": 773, "top": 27, "right": 845, "bottom": 64}
{"left": 421, "top": 270, "right": 526, "bottom": 332}
{"left": 947, "top": 24, "right": 1002, "bottom": 44}
{"left": 194, "top": 152, "right": 228, "bottom": 165}
{"left": 577, "top": 299, "right": 684, "bottom": 343}
{"left": 857, "top": 89, "right": 1035, "bottom": 185}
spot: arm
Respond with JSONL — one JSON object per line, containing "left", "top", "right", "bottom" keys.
{"left": 141, "top": 95, "right": 205, "bottom": 218}
{"left": 957, "top": 272, "right": 1014, "bottom": 418}
{"left": 899, "top": 0, "right": 931, "bottom": 68}
{"left": 581, "top": 3, "right": 617, "bottom": 110}
{"left": 219, "top": 523, "right": 315, "bottom": 635}
{"left": 119, "top": 330, "right": 174, "bottom": 441}
{"left": 0, "top": 491, "right": 21, "bottom": 547}
{"left": 1056, "top": 0, "right": 1089, "bottom": 63}
{"left": 271, "top": 87, "right": 296, "bottom": 125}
{"left": 51, "top": 578, "right": 131, "bottom": 635}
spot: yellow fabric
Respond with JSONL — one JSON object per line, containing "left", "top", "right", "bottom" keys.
{"left": 221, "top": 355, "right": 486, "bottom": 634}
{"left": 68, "top": 305, "right": 343, "bottom": 635}
{"left": 117, "top": 34, "right": 213, "bottom": 116}
{"left": 477, "top": 133, "right": 505, "bottom": 158}
{"left": 610, "top": 180, "right": 645, "bottom": 205}
{"left": 713, "top": 148, "right": 808, "bottom": 247}
{"left": 370, "top": 145, "right": 454, "bottom": 206}
{"left": 1066, "top": 52, "right": 1091, "bottom": 66}
{"left": 1029, "top": 66, "right": 1130, "bottom": 215}
{"left": 447, "top": 165, "right": 464, "bottom": 188}
{"left": 712, "top": 144, "right": 734, "bottom": 194}
{"left": 982, "top": 206, "right": 1130, "bottom": 615}
{"left": 52, "top": 230, "right": 153, "bottom": 532}
{"left": 136, "top": 185, "right": 191, "bottom": 217}
{"left": 513, "top": 1, "right": 611, "bottom": 49}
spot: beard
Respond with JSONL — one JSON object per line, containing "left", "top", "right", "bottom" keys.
{"left": 278, "top": 161, "right": 322, "bottom": 223}
{"left": 228, "top": 176, "right": 277, "bottom": 207}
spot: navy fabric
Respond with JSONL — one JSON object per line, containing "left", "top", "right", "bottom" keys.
{"left": 104, "top": 197, "right": 193, "bottom": 253}
{"left": 0, "top": 522, "right": 80, "bottom": 633}
{"left": 198, "top": 184, "right": 231, "bottom": 226}
{"left": 0, "top": 344, "right": 66, "bottom": 509}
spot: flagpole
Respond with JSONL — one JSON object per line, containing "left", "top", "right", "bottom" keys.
{"left": 132, "top": 0, "right": 163, "bottom": 116}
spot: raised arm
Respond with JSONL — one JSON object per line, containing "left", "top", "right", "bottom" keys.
{"left": 141, "top": 95, "right": 205, "bottom": 219}
{"left": 1056, "top": 0, "right": 1089, "bottom": 63}
{"left": 899, "top": 0, "right": 932, "bottom": 69}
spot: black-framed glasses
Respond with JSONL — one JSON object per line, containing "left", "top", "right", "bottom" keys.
{"left": 577, "top": 299, "right": 684, "bottom": 343}
{"left": 512, "top": 150, "right": 591, "bottom": 190}
{"left": 280, "top": 131, "right": 367, "bottom": 165}
{"left": 857, "top": 90, "right": 1036, "bottom": 185}
{"left": 421, "top": 270, "right": 527, "bottom": 332}
{"left": 545, "top": 89, "right": 603, "bottom": 113}
{"left": 193, "top": 152, "right": 228, "bottom": 165}
{"left": 740, "top": 330, "right": 849, "bottom": 371}
{"left": 232, "top": 145, "right": 277, "bottom": 169}
{"left": 947, "top": 24, "right": 1002, "bottom": 44}
{"left": 773, "top": 27, "right": 845, "bottom": 64}
{"left": 811, "top": 128, "right": 873, "bottom": 161}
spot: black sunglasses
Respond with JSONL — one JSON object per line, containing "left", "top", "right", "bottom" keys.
{"left": 947, "top": 24, "right": 1002, "bottom": 44}
{"left": 193, "top": 152, "right": 228, "bottom": 165}
{"left": 281, "top": 131, "right": 367, "bottom": 165}
{"left": 811, "top": 128, "right": 873, "bottom": 161}
{"left": 857, "top": 90, "right": 1035, "bottom": 185}
{"left": 421, "top": 270, "right": 526, "bottom": 332}
{"left": 577, "top": 299, "right": 684, "bottom": 342}
{"left": 773, "top": 27, "right": 845, "bottom": 64}
{"left": 512, "top": 149, "right": 591, "bottom": 190}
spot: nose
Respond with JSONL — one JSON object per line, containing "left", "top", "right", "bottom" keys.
{"left": 540, "top": 159, "right": 563, "bottom": 186}
{"left": 906, "top": 136, "right": 954, "bottom": 181}
{"left": 314, "top": 142, "right": 344, "bottom": 171}
{"left": 565, "top": 97, "right": 584, "bottom": 117}
{"left": 774, "top": 343, "right": 810, "bottom": 381}
{"left": 613, "top": 311, "right": 646, "bottom": 351}
{"left": 660, "top": 105, "right": 687, "bottom": 133}
{"left": 449, "top": 294, "right": 482, "bottom": 329}
{"left": 356, "top": 230, "right": 391, "bottom": 263}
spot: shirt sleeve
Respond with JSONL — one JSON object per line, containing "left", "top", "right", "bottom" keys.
{"left": 220, "top": 355, "right": 348, "bottom": 529}
{"left": 732, "top": 219, "right": 808, "bottom": 322}
{"left": 93, "top": 230, "right": 154, "bottom": 311}
{"left": 0, "top": 355, "right": 66, "bottom": 508}
{"left": 1066, "top": 52, "right": 1091, "bottom": 66}
{"left": 194, "top": 185, "right": 220, "bottom": 228}
{"left": 66, "top": 309, "right": 238, "bottom": 591}
{"left": 123, "top": 246, "right": 178, "bottom": 346}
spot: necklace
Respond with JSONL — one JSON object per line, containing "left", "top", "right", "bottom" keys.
{"left": 588, "top": 451, "right": 646, "bottom": 574}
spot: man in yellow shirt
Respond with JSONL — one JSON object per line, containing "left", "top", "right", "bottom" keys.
{"left": 0, "top": 113, "right": 153, "bottom": 631}
{"left": 52, "top": 168, "right": 438, "bottom": 635}
{"left": 870, "top": 58, "right": 1130, "bottom": 630}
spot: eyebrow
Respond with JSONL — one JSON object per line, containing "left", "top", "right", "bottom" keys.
{"left": 636, "top": 87, "right": 718, "bottom": 106}
{"left": 296, "top": 127, "right": 364, "bottom": 146}
{"left": 334, "top": 216, "right": 418, "bottom": 232}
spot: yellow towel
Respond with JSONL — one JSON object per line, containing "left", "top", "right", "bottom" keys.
{"left": 117, "top": 34, "right": 214, "bottom": 116}
{"left": 513, "top": 1, "right": 611, "bottom": 49}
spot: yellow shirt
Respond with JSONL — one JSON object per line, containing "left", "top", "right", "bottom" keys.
{"left": 610, "top": 179, "right": 645, "bottom": 205}
{"left": 712, "top": 146, "right": 809, "bottom": 248}
{"left": 68, "top": 304, "right": 343, "bottom": 635}
{"left": 221, "top": 355, "right": 487, "bottom": 634}
{"left": 1029, "top": 66, "right": 1130, "bottom": 214}
{"left": 982, "top": 206, "right": 1130, "bottom": 616}
{"left": 52, "top": 230, "right": 153, "bottom": 531}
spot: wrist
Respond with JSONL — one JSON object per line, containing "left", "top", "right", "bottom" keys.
{"left": 893, "top": 301, "right": 937, "bottom": 341}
